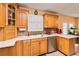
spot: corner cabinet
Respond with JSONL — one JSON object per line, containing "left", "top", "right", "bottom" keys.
{"left": 16, "top": 7, "right": 28, "bottom": 28}
{"left": 56, "top": 37, "right": 75, "bottom": 56}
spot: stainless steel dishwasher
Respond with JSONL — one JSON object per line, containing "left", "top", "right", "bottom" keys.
{"left": 47, "top": 37, "right": 57, "bottom": 53}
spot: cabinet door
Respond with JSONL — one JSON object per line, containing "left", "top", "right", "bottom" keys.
{"left": 31, "top": 40, "right": 40, "bottom": 56}
{"left": 44, "top": 14, "right": 57, "bottom": 28}
{"left": 8, "top": 46, "right": 17, "bottom": 56}
{"left": 0, "top": 29, "right": 4, "bottom": 41}
{"left": 57, "top": 37, "right": 75, "bottom": 55}
{"left": 0, "top": 4, "right": 5, "bottom": 27}
{"left": 8, "top": 41, "right": 22, "bottom": 56}
{"left": 4, "top": 27, "right": 17, "bottom": 40}
{"left": 20, "top": 12, "right": 27, "bottom": 27}
{"left": 56, "top": 37, "right": 59, "bottom": 49}
{"left": 57, "top": 37, "right": 63, "bottom": 51}
{"left": 16, "top": 9, "right": 28, "bottom": 28}
{"left": 44, "top": 15, "right": 49, "bottom": 28}
{"left": 48, "top": 15, "right": 51, "bottom": 27}
{"left": 62, "top": 38, "right": 75, "bottom": 55}
{"left": 15, "top": 41, "right": 23, "bottom": 56}
{"left": 22, "top": 40, "right": 31, "bottom": 56}
{"left": 54, "top": 18, "right": 58, "bottom": 28}
{"left": 40, "top": 38, "right": 48, "bottom": 54}
{"left": 0, "top": 48, "right": 9, "bottom": 56}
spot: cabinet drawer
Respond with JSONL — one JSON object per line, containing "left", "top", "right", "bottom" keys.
{"left": 40, "top": 38, "right": 47, "bottom": 41}
{"left": 23, "top": 40, "right": 30, "bottom": 45}
{"left": 31, "top": 42, "right": 40, "bottom": 56}
{"left": 31, "top": 39, "right": 40, "bottom": 42}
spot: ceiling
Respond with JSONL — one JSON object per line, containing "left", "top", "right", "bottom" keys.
{"left": 19, "top": 3, "right": 79, "bottom": 17}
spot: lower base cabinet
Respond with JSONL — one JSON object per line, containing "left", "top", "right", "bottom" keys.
{"left": 30, "top": 38, "right": 48, "bottom": 56}
{"left": 0, "top": 41, "right": 22, "bottom": 56}
{"left": 0, "top": 48, "right": 9, "bottom": 56}
{"left": 0, "top": 38, "right": 48, "bottom": 56}
{"left": 57, "top": 37, "right": 75, "bottom": 56}
{"left": 4, "top": 27, "right": 17, "bottom": 41}
{"left": 40, "top": 38, "right": 48, "bottom": 55}
{"left": 22, "top": 40, "right": 31, "bottom": 56}
{"left": 31, "top": 39, "right": 40, "bottom": 56}
{"left": 8, "top": 41, "right": 23, "bottom": 56}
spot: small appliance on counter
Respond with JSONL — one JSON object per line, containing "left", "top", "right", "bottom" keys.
{"left": 56, "top": 28, "right": 62, "bottom": 34}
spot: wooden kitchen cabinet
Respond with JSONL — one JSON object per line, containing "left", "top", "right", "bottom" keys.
{"left": 56, "top": 37, "right": 75, "bottom": 55}
{"left": 0, "top": 3, "right": 17, "bottom": 41}
{"left": 3, "top": 27, "right": 17, "bottom": 40}
{"left": 54, "top": 16, "right": 59, "bottom": 28}
{"left": 44, "top": 14, "right": 52, "bottom": 28}
{"left": 8, "top": 41, "right": 23, "bottom": 56}
{"left": 31, "top": 39, "right": 40, "bottom": 56}
{"left": 16, "top": 7, "right": 28, "bottom": 28}
{"left": 0, "top": 3, "right": 17, "bottom": 27}
{"left": 22, "top": 40, "right": 31, "bottom": 56}
{"left": 0, "top": 41, "right": 22, "bottom": 56}
{"left": 0, "top": 29, "right": 4, "bottom": 41}
{"left": 40, "top": 38, "right": 48, "bottom": 54}
{"left": 31, "top": 38, "right": 48, "bottom": 56}
{"left": 15, "top": 41, "right": 23, "bottom": 56}
{"left": 44, "top": 14, "right": 58, "bottom": 28}
{"left": 0, "top": 48, "right": 9, "bottom": 56}
{"left": 0, "top": 38, "right": 48, "bottom": 56}
{"left": 61, "top": 38, "right": 75, "bottom": 55}
{"left": 8, "top": 46, "right": 17, "bottom": 56}
{"left": 0, "top": 4, "right": 5, "bottom": 27}
{"left": 57, "top": 37, "right": 63, "bottom": 51}
{"left": 8, "top": 40, "right": 31, "bottom": 56}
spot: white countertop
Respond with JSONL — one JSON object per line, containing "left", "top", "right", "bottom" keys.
{"left": 0, "top": 34, "right": 79, "bottom": 48}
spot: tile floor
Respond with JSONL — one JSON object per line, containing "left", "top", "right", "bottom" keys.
{"left": 46, "top": 51, "right": 79, "bottom": 56}
{"left": 46, "top": 51, "right": 65, "bottom": 56}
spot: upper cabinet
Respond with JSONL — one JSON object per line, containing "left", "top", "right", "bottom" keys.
{"left": 0, "top": 3, "right": 17, "bottom": 27}
{"left": 44, "top": 14, "right": 58, "bottom": 28}
{"left": 16, "top": 7, "right": 29, "bottom": 28}
{"left": 0, "top": 4, "right": 5, "bottom": 27}
{"left": 58, "top": 16, "right": 77, "bottom": 29}
{"left": 77, "top": 18, "right": 79, "bottom": 29}
{"left": 7, "top": 4, "right": 16, "bottom": 27}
